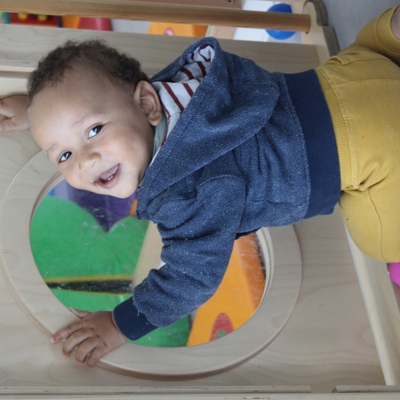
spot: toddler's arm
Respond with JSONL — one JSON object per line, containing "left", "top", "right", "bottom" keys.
{"left": 50, "top": 308, "right": 127, "bottom": 367}
{"left": 0, "top": 95, "right": 29, "bottom": 132}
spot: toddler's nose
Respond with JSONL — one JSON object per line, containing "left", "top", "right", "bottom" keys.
{"left": 79, "top": 151, "right": 100, "bottom": 171}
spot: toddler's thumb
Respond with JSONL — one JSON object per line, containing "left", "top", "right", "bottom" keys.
{"left": 69, "top": 307, "right": 91, "bottom": 319}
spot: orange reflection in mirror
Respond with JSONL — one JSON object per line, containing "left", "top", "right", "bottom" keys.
{"left": 188, "top": 233, "right": 265, "bottom": 346}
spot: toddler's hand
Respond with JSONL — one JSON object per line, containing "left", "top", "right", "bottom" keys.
{"left": 0, "top": 95, "right": 29, "bottom": 132}
{"left": 50, "top": 308, "right": 127, "bottom": 367}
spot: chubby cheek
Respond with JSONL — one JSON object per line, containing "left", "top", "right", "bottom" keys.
{"left": 64, "top": 175, "right": 82, "bottom": 191}
{"left": 115, "top": 186, "right": 137, "bottom": 199}
{"left": 59, "top": 168, "right": 85, "bottom": 192}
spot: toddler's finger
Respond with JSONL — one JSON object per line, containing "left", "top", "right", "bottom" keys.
{"left": 87, "top": 346, "right": 106, "bottom": 368}
{"left": 50, "top": 318, "right": 84, "bottom": 344}
{"left": 61, "top": 329, "right": 91, "bottom": 356}
{"left": 75, "top": 338, "right": 97, "bottom": 364}
{"left": 69, "top": 307, "right": 91, "bottom": 319}
{"left": 50, "top": 329, "right": 68, "bottom": 344}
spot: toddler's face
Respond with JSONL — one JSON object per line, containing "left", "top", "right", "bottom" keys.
{"left": 28, "top": 68, "right": 162, "bottom": 198}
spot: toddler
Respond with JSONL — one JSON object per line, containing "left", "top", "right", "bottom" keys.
{"left": 1, "top": 5, "right": 400, "bottom": 367}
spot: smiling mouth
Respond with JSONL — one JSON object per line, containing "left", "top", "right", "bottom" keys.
{"left": 95, "top": 164, "right": 120, "bottom": 189}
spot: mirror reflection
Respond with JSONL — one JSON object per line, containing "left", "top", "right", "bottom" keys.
{"left": 30, "top": 180, "right": 266, "bottom": 347}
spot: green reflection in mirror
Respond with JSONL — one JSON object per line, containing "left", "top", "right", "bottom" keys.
{"left": 30, "top": 190, "right": 190, "bottom": 348}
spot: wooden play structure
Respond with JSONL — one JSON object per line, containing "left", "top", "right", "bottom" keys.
{"left": 0, "top": 0, "right": 399, "bottom": 398}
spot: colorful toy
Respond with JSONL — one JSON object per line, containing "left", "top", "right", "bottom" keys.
{"left": 4, "top": 12, "right": 111, "bottom": 31}
{"left": 266, "top": 3, "right": 296, "bottom": 40}
{"left": 61, "top": 16, "right": 111, "bottom": 31}
{"left": 0, "top": 12, "right": 10, "bottom": 24}
{"left": 8, "top": 12, "right": 60, "bottom": 27}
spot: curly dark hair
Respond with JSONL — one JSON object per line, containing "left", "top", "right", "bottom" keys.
{"left": 27, "top": 39, "right": 149, "bottom": 106}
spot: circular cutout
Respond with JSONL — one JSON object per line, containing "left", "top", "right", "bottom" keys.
{"left": 30, "top": 186, "right": 268, "bottom": 348}
{"left": 0, "top": 150, "right": 302, "bottom": 378}
{"left": 30, "top": 180, "right": 270, "bottom": 348}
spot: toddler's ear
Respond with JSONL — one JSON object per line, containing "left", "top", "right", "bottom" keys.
{"left": 134, "top": 81, "right": 163, "bottom": 126}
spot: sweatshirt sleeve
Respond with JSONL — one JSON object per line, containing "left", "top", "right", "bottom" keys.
{"left": 113, "top": 174, "right": 246, "bottom": 340}
{"left": 113, "top": 297, "right": 158, "bottom": 340}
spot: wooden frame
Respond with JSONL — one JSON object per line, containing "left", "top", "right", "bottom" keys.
{"left": 0, "top": 0, "right": 398, "bottom": 398}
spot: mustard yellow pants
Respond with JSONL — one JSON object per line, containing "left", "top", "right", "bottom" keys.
{"left": 316, "top": 7, "right": 400, "bottom": 262}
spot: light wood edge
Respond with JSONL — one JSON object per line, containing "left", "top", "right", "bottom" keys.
{"left": 345, "top": 232, "right": 400, "bottom": 385}
{"left": 334, "top": 385, "right": 400, "bottom": 393}
{"left": 301, "top": 0, "right": 340, "bottom": 64}
{"left": 0, "top": 386, "right": 312, "bottom": 395}
{"left": 2, "top": 387, "right": 400, "bottom": 399}
{"left": 0, "top": 146, "right": 302, "bottom": 378}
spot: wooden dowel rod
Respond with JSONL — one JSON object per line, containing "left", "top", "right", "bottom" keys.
{"left": 1, "top": 0, "right": 311, "bottom": 32}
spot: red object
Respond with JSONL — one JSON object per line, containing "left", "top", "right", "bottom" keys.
{"left": 210, "top": 313, "right": 234, "bottom": 341}
{"left": 78, "top": 18, "right": 111, "bottom": 31}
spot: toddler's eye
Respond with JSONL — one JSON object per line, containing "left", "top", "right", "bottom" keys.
{"left": 88, "top": 125, "right": 103, "bottom": 138}
{"left": 59, "top": 151, "right": 72, "bottom": 163}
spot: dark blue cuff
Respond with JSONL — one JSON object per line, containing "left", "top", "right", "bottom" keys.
{"left": 113, "top": 297, "right": 158, "bottom": 340}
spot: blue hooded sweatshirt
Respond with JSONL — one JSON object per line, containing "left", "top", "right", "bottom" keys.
{"left": 113, "top": 37, "right": 340, "bottom": 340}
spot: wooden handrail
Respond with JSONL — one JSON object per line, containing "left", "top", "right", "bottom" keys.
{"left": 1, "top": 0, "right": 311, "bottom": 32}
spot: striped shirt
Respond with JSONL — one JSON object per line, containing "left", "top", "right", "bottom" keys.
{"left": 151, "top": 44, "right": 215, "bottom": 161}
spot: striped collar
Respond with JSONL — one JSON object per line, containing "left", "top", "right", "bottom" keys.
{"left": 150, "top": 44, "right": 215, "bottom": 162}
